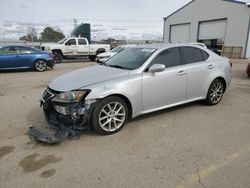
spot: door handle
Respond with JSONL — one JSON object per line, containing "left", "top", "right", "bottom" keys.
{"left": 177, "top": 70, "right": 186, "bottom": 76}
{"left": 208, "top": 64, "right": 214, "bottom": 69}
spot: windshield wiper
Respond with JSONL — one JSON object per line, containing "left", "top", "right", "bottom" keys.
{"left": 108, "top": 65, "right": 126, "bottom": 69}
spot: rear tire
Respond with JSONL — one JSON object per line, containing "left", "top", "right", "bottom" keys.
{"left": 205, "top": 79, "right": 224, "bottom": 105}
{"left": 34, "top": 60, "right": 47, "bottom": 72}
{"left": 54, "top": 52, "right": 63, "bottom": 63}
{"left": 89, "top": 55, "right": 96, "bottom": 61}
{"left": 91, "top": 96, "right": 129, "bottom": 135}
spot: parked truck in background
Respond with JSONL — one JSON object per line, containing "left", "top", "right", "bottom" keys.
{"left": 41, "top": 37, "right": 110, "bottom": 63}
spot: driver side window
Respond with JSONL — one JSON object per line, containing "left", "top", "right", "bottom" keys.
{"left": 65, "top": 39, "right": 76, "bottom": 45}
{"left": 150, "top": 48, "right": 182, "bottom": 68}
{"left": 5, "top": 46, "right": 21, "bottom": 54}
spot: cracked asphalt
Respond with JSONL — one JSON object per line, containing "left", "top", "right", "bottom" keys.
{"left": 0, "top": 59, "right": 249, "bottom": 188}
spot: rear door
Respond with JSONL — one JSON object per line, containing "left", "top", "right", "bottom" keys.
{"left": 18, "top": 47, "right": 37, "bottom": 67}
{"left": 180, "top": 47, "right": 211, "bottom": 100}
{"left": 142, "top": 47, "right": 187, "bottom": 111}
{"left": 77, "top": 38, "right": 89, "bottom": 55}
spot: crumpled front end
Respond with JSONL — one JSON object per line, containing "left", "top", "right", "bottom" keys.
{"left": 29, "top": 87, "right": 95, "bottom": 144}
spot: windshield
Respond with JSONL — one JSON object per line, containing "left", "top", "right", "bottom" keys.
{"left": 57, "top": 38, "right": 67, "bottom": 44}
{"left": 104, "top": 48, "right": 156, "bottom": 70}
{"left": 111, "top": 46, "right": 124, "bottom": 53}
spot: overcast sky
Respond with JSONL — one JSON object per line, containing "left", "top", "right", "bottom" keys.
{"left": 0, "top": 0, "right": 247, "bottom": 40}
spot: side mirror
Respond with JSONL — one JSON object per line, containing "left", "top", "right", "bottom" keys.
{"left": 148, "top": 64, "right": 166, "bottom": 73}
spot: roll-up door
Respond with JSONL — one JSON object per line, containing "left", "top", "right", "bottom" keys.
{"left": 198, "top": 19, "right": 227, "bottom": 40}
{"left": 170, "top": 24, "right": 190, "bottom": 43}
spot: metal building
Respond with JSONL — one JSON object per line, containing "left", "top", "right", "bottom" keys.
{"left": 163, "top": 0, "right": 250, "bottom": 58}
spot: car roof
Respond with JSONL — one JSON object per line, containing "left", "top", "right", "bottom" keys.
{"left": 135, "top": 43, "right": 206, "bottom": 50}
{"left": 2, "top": 45, "right": 35, "bottom": 48}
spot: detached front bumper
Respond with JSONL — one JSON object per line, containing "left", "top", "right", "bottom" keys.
{"left": 29, "top": 88, "right": 94, "bottom": 144}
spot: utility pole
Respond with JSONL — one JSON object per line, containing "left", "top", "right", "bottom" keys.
{"left": 73, "top": 19, "right": 77, "bottom": 28}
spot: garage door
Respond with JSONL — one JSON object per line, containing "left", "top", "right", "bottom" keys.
{"left": 170, "top": 24, "right": 190, "bottom": 43}
{"left": 198, "top": 19, "right": 227, "bottom": 40}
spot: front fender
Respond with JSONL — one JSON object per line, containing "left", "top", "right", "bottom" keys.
{"left": 83, "top": 74, "right": 142, "bottom": 118}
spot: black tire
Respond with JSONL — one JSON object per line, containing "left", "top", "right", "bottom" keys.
{"left": 54, "top": 52, "right": 63, "bottom": 63}
{"left": 205, "top": 79, "right": 224, "bottom": 105}
{"left": 91, "top": 96, "right": 129, "bottom": 135}
{"left": 34, "top": 60, "right": 47, "bottom": 72}
{"left": 89, "top": 55, "right": 96, "bottom": 61}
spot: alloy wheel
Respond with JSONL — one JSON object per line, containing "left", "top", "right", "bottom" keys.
{"left": 98, "top": 102, "right": 126, "bottom": 132}
{"left": 210, "top": 81, "right": 223, "bottom": 104}
{"left": 35, "top": 60, "right": 47, "bottom": 71}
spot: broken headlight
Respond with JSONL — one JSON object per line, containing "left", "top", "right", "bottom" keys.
{"left": 51, "top": 90, "right": 89, "bottom": 103}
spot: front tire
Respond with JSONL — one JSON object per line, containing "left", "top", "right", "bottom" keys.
{"left": 205, "top": 79, "right": 224, "bottom": 105}
{"left": 91, "top": 96, "right": 129, "bottom": 135}
{"left": 34, "top": 60, "right": 47, "bottom": 72}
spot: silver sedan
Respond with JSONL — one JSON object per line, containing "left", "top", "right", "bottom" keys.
{"left": 30, "top": 43, "right": 232, "bottom": 143}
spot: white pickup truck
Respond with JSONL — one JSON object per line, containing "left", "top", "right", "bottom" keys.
{"left": 41, "top": 37, "right": 110, "bottom": 62}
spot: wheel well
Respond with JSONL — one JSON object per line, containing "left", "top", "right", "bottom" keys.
{"left": 52, "top": 49, "right": 63, "bottom": 56}
{"left": 96, "top": 48, "right": 106, "bottom": 54}
{"left": 216, "top": 77, "right": 227, "bottom": 92}
{"left": 108, "top": 94, "right": 133, "bottom": 119}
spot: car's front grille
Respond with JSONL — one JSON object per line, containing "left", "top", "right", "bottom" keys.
{"left": 53, "top": 105, "right": 71, "bottom": 116}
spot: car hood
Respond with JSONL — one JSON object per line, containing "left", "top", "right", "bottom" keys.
{"left": 49, "top": 64, "right": 130, "bottom": 92}
{"left": 97, "top": 52, "right": 117, "bottom": 58}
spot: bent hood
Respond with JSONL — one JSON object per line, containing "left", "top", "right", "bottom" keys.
{"left": 49, "top": 64, "right": 130, "bottom": 92}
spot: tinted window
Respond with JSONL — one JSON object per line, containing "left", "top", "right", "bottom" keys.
{"left": 151, "top": 48, "right": 182, "bottom": 68}
{"left": 182, "top": 47, "right": 203, "bottom": 64}
{"left": 65, "top": 39, "right": 76, "bottom": 45}
{"left": 201, "top": 50, "right": 209, "bottom": 61}
{"left": 20, "top": 47, "right": 35, "bottom": 53}
{"left": 2, "top": 46, "right": 21, "bottom": 54}
{"left": 78, "top": 39, "right": 87, "bottom": 45}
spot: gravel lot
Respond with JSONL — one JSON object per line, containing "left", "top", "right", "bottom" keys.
{"left": 0, "top": 60, "right": 249, "bottom": 188}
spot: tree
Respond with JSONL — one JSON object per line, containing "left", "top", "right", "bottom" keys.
{"left": 20, "top": 34, "right": 39, "bottom": 42}
{"left": 20, "top": 26, "right": 39, "bottom": 42}
{"left": 40, "top": 27, "right": 65, "bottom": 42}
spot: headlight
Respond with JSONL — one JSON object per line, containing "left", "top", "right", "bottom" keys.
{"left": 51, "top": 90, "right": 89, "bottom": 103}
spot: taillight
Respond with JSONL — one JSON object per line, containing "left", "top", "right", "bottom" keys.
{"left": 49, "top": 53, "right": 54, "bottom": 59}
{"left": 228, "top": 61, "right": 232, "bottom": 67}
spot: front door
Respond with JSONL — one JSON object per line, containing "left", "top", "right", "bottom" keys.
{"left": 0, "top": 46, "right": 22, "bottom": 69}
{"left": 64, "top": 39, "right": 77, "bottom": 55}
{"left": 142, "top": 47, "right": 187, "bottom": 112}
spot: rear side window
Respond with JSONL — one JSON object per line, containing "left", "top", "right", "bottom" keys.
{"left": 181, "top": 47, "right": 203, "bottom": 64}
{"left": 20, "top": 47, "right": 35, "bottom": 53}
{"left": 151, "top": 48, "right": 182, "bottom": 68}
{"left": 78, "top": 39, "right": 87, "bottom": 45}
{"left": 201, "top": 50, "right": 209, "bottom": 61}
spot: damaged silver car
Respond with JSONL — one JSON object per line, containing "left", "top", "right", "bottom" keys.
{"left": 29, "top": 43, "right": 232, "bottom": 143}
